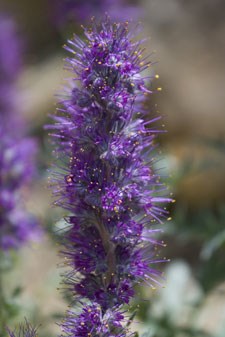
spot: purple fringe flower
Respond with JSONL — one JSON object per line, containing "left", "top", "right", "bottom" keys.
{"left": 0, "top": 14, "right": 40, "bottom": 251}
{"left": 50, "top": 18, "right": 171, "bottom": 335}
{"left": 61, "top": 304, "right": 129, "bottom": 337}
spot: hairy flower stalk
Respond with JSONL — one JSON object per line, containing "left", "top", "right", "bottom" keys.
{"left": 50, "top": 18, "right": 171, "bottom": 336}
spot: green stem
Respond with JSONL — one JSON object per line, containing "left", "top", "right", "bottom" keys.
{"left": 96, "top": 217, "right": 116, "bottom": 286}
{"left": 0, "top": 262, "right": 7, "bottom": 337}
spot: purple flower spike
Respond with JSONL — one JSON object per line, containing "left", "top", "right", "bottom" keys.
{"left": 0, "top": 118, "right": 40, "bottom": 252}
{"left": 0, "top": 14, "right": 40, "bottom": 251}
{"left": 49, "top": 17, "right": 171, "bottom": 335}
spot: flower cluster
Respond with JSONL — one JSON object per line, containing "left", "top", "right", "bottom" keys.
{"left": 51, "top": 18, "right": 171, "bottom": 336}
{"left": 61, "top": 304, "right": 128, "bottom": 337}
{"left": 0, "top": 127, "right": 38, "bottom": 250}
{"left": 0, "top": 15, "right": 39, "bottom": 250}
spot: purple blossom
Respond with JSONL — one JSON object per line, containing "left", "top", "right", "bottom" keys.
{"left": 50, "top": 18, "right": 171, "bottom": 335}
{"left": 61, "top": 304, "right": 129, "bottom": 337}
{"left": 102, "top": 185, "right": 124, "bottom": 212}
{"left": 0, "top": 127, "right": 39, "bottom": 250}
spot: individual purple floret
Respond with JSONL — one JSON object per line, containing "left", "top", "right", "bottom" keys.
{"left": 52, "top": 0, "right": 140, "bottom": 26}
{"left": 50, "top": 17, "right": 171, "bottom": 335}
{"left": 7, "top": 320, "right": 38, "bottom": 337}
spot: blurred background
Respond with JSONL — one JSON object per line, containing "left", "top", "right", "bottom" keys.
{"left": 0, "top": 0, "right": 225, "bottom": 336}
